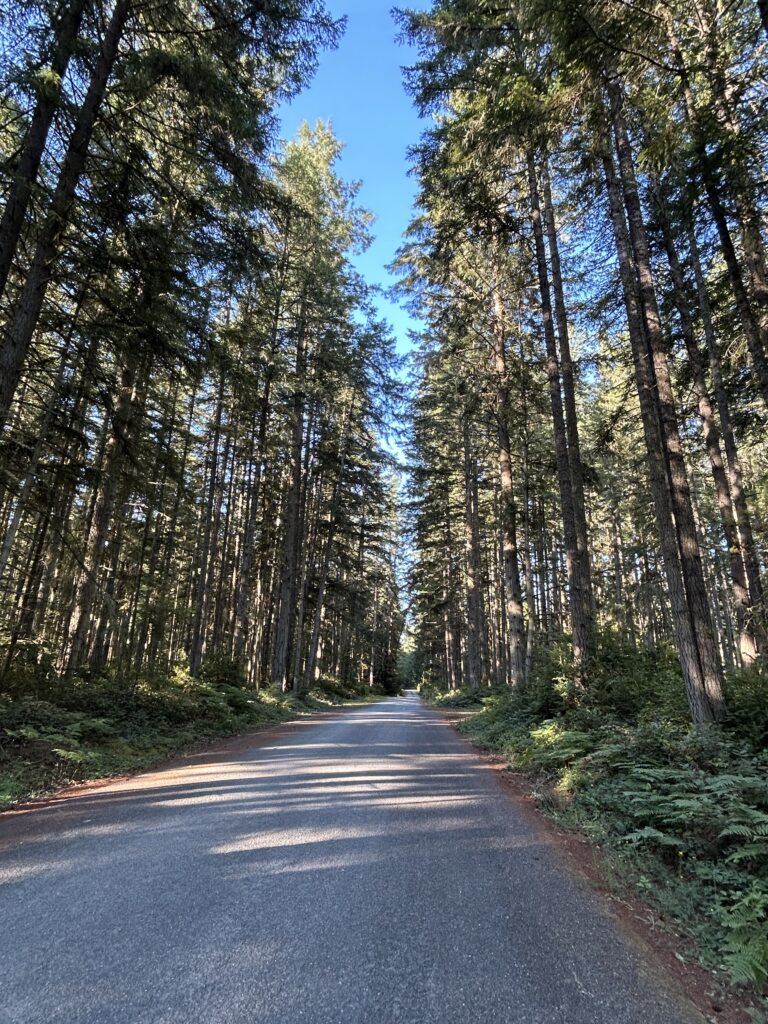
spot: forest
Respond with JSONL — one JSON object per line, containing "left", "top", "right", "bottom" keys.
{"left": 0, "top": 0, "right": 405, "bottom": 800}
{"left": 1, "top": 0, "right": 767, "bottom": 1005}
{"left": 398, "top": 0, "right": 768, "bottom": 996}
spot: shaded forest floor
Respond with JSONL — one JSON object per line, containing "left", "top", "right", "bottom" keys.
{"left": 421, "top": 644, "right": 768, "bottom": 1021}
{"left": 0, "top": 669, "right": 381, "bottom": 811}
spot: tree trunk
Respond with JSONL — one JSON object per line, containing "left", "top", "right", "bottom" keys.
{"left": 491, "top": 289, "right": 525, "bottom": 686}
{"left": 233, "top": 366, "right": 274, "bottom": 665}
{"left": 601, "top": 120, "right": 722, "bottom": 726}
{"left": 65, "top": 350, "right": 145, "bottom": 676}
{"left": 462, "top": 410, "right": 483, "bottom": 689}
{"left": 606, "top": 73, "right": 723, "bottom": 719}
{"left": 302, "top": 399, "right": 355, "bottom": 689}
{"left": 541, "top": 157, "right": 595, "bottom": 635}
{"left": 521, "top": 427, "right": 537, "bottom": 686}
{"left": 651, "top": 176, "right": 760, "bottom": 664}
{"left": 189, "top": 371, "right": 226, "bottom": 675}
{"left": 271, "top": 304, "right": 308, "bottom": 691}
{"left": 687, "top": 224, "right": 766, "bottom": 641}
{"left": 527, "top": 153, "right": 591, "bottom": 677}
{"left": 0, "top": 0, "right": 130, "bottom": 430}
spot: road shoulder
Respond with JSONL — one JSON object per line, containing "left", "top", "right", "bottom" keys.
{"left": 434, "top": 702, "right": 757, "bottom": 1024}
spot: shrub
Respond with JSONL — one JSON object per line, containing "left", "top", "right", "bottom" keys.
{"left": 0, "top": 665, "right": 378, "bottom": 809}
{"left": 447, "top": 637, "right": 768, "bottom": 991}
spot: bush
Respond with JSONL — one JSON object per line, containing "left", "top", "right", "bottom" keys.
{"left": 445, "top": 638, "right": 768, "bottom": 991}
{"left": 723, "top": 666, "right": 768, "bottom": 748}
{"left": 431, "top": 688, "right": 491, "bottom": 709}
{"left": 311, "top": 673, "right": 376, "bottom": 702}
{"left": 0, "top": 666, "right": 379, "bottom": 810}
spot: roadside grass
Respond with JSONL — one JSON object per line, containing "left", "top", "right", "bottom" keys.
{"left": 0, "top": 663, "right": 382, "bottom": 810}
{"left": 421, "top": 638, "right": 768, "bottom": 998}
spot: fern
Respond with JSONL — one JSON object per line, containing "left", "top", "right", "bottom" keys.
{"left": 622, "top": 826, "right": 686, "bottom": 848}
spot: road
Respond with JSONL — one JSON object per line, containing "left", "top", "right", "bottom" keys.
{"left": 0, "top": 692, "right": 701, "bottom": 1024}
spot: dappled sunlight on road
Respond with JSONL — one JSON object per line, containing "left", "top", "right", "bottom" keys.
{"left": 0, "top": 696, "right": 510, "bottom": 880}
{"left": 0, "top": 694, "right": 700, "bottom": 1024}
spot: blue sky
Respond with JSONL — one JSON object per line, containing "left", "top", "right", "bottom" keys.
{"left": 279, "top": 1, "right": 430, "bottom": 354}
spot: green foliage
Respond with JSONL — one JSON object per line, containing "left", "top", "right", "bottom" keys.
{"left": 450, "top": 641, "right": 768, "bottom": 992}
{"left": 0, "top": 669, "right": 367, "bottom": 810}
{"left": 309, "top": 673, "right": 384, "bottom": 702}
{"left": 429, "top": 687, "right": 492, "bottom": 709}
{"left": 584, "top": 634, "right": 689, "bottom": 722}
{"left": 723, "top": 667, "right": 768, "bottom": 748}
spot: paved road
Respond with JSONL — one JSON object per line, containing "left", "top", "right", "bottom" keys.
{"left": 0, "top": 693, "right": 701, "bottom": 1024}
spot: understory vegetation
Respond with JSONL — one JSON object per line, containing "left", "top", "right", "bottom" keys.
{"left": 403, "top": 0, "right": 768, "bottom": 1003}
{"left": 423, "top": 640, "right": 768, "bottom": 994}
{"left": 0, "top": 0, "right": 403, "bottom": 808}
{"left": 0, "top": 669, "right": 378, "bottom": 811}
{"left": 0, "top": 2, "right": 402, "bottom": 718}
{"left": 2, "top": 0, "right": 768, "bottom": 1013}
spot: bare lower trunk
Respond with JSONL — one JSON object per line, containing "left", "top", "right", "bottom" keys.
{"left": 521, "top": 429, "right": 536, "bottom": 686}
{"left": 687, "top": 225, "right": 766, "bottom": 642}
{"left": 541, "top": 158, "right": 595, "bottom": 637}
{"left": 651, "top": 177, "right": 760, "bottom": 664}
{"left": 491, "top": 289, "right": 525, "bottom": 686}
{"left": 233, "top": 366, "right": 274, "bottom": 664}
{"left": 189, "top": 372, "right": 226, "bottom": 675}
{"left": 607, "top": 71, "right": 724, "bottom": 720}
{"left": 527, "top": 153, "right": 591, "bottom": 677}
{"left": 462, "top": 412, "right": 483, "bottom": 689}
{"left": 271, "top": 308, "right": 308, "bottom": 691}
{"left": 601, "top": 130, "right": 721, "bottom": 726}
{"left": 302, "top": 401, "right": 354, "bottom": 689}
{"left": 65, "top": 352, "right": 145, "bottom": 676}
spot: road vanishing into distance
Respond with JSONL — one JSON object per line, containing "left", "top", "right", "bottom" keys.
{"left": 0, "top": 693, "right": 702, "bottom": 1024}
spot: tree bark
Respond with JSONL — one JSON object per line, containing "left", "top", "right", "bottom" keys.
{"left": 65, "top": 351, "right": 146, "bottom": 676}
{"left": 541, "top": 157, "right": 595, "bottom": 636}
{"left": 232, "top": 365, "right": 274, "bottom": 666}
{"left": 462, "top": 409, "right": 483, "bottom": 689}
{"left": 271, "top": 302, "right": 308, "bottom": 691}
{"left": 0, "top": 0, "right": 88, "bottom": 300}
{"left": 0, "top": 0, "right": 130, "bottom": 430}
{"left": 687, "top": 224, "right": 766, "bottom": 641}
{"left": 189, "top": 370, "right": 226, "bottom": 675}
{"left": 651, "top": 176, "right": 760, "bottom": 664}
{"left": 601, "top": 130, "right": 721, "bottom": 726}
{"left": 490, "top": 288, "right": 525, "bottom": 686}
{"left": 302, "top": 405, "right": 353, "bottom": 690}
{"left": 606, "top": 71, "right": 724, "bottom": 720}
{"left": 527, "top": 153, "right": 591, "bottom": 677}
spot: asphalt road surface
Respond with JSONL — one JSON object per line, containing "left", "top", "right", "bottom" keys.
{"left": 0, "top": 692, "right": 702, "bottom": 1024}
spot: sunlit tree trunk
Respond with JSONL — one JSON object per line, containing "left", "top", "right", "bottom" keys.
{"left": 527, "top": 153, "right": 592, "bottom": 678}
{"left": 602, "top": 132, "right": 721, "bottom": 726}
{"left": 491, "top": 289, "right": 525, "bottom": 686}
